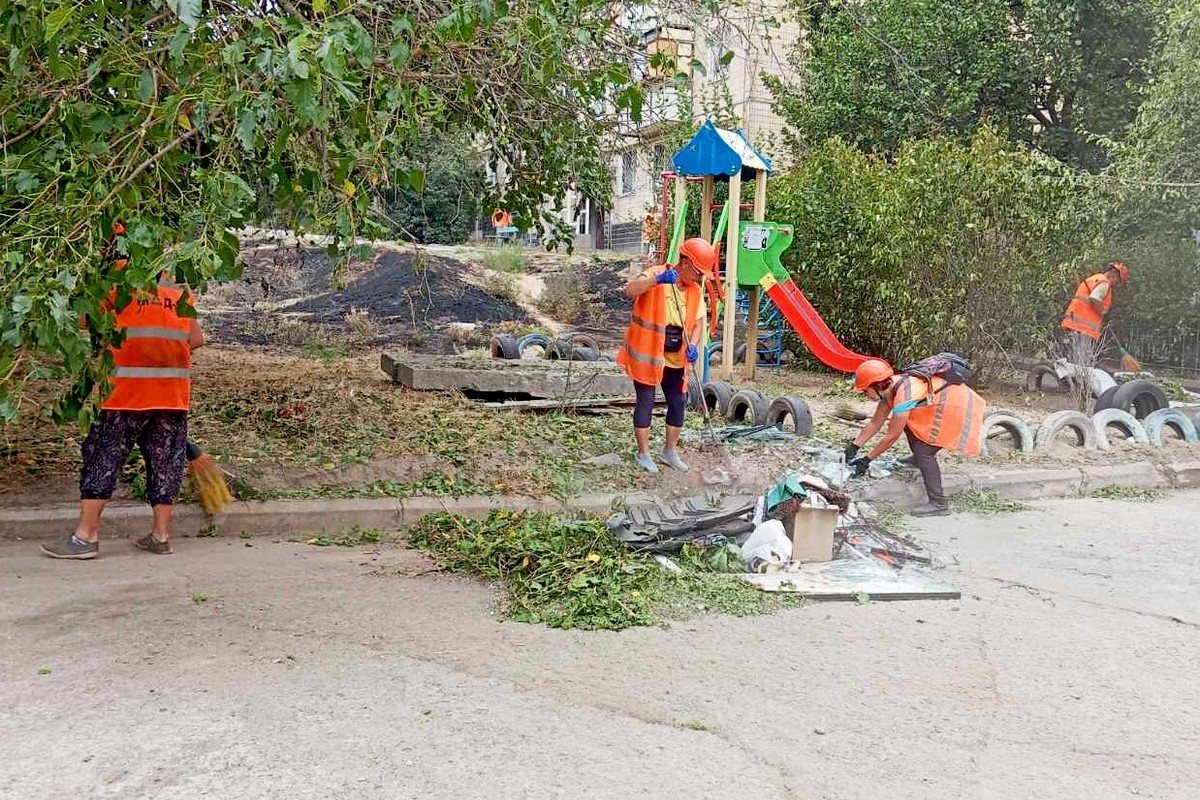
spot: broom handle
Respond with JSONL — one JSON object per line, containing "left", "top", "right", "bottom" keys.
{"left": 186, "top": 441, "right": 202, "bottom": 461}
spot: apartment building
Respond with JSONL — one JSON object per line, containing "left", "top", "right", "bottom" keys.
{"left": 565, "top": 5, "right": 802, "bottom": 252}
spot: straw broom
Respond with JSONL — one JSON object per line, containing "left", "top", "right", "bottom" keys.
{"left": 185, "top": 441, "right": 233, "bottom": 514}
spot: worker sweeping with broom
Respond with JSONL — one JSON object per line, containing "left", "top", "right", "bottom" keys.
{"left": 40, "top": 224, "right": 219, "bottom": 559}
{"left": 617, "top": 237, "right": 717, "bottom": 473}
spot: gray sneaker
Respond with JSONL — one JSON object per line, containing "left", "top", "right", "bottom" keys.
{"left": 910, "top": 504, "right": 951, "bottom": 518}
{"left": 634, "top": 452, "right": 659, "bottom": 474}
{"left": 658, "top": 449, "right": 689, "bottom": 472}
{"left": 40, "top": 534, "right": 99, "bottom": 560}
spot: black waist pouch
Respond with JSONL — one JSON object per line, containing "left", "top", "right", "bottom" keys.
{"left": 664, "top": 325, "right": 684, "bottom": 353}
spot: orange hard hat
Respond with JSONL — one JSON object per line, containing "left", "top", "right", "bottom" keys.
{"left": 678, "top": 237, "right": 717, "bottom": 276}
{"left": 853, "top": 359, "right": 894, "bottom": 392}
{"left": 1107, "top": 262, "right": 1130, "bottom": 282}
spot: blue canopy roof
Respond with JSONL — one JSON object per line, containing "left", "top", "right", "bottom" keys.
{"left": 670, "top": 120, "right": 773, "bottom": 180}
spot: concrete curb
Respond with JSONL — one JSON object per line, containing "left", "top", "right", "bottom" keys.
{"left": 0, "top": 492, "right": 657, "bottom": 542}
{"left": 854, "top": 460, "right": 1174, "bottom": 509}
{"left": 0, "top": 459, "right": 1188, "bottom": 542}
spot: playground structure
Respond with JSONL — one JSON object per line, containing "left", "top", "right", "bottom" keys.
{"left": 659, "top": 121, "right": 871, "bottom": 381}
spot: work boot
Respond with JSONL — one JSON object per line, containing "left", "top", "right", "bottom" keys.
{"left": 658, "top": 449, "right": 689, "bottom": 472}
{"left": 910, "top": 503, "right": 951, "bottom": 518}
{"left": 40, "top": 534, "right": 99, "bottom": 560}
{"left": 634, "top": 452, "right": 659, "bottom": 474}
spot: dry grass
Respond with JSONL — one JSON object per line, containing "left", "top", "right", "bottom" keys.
{"left": 537, "top": 270, "right": 593, "bottom": 325}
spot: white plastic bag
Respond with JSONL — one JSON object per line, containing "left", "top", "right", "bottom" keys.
{"left": 740, "top": 520, "right": 792, "bottom": 571}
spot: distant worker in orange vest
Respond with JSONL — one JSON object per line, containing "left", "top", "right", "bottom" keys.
{"left": 617, "top": 238, "right": 717, "bottom": 473}
{"left": 41, "top": 224, "right": 205, "bottom": 560}
{"left": 1061, "top": 262, "right": 1130, "bottom": 366}
{"left": 843, "top": 359, "right": 986, "bottom": 517}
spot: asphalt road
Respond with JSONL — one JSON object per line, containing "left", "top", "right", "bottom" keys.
{"left": 2, "top": 493, "right": 1197, "bottom": 799}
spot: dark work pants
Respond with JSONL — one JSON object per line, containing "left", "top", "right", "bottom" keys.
{"left": 633, "top": 367, "right": 686, "bottom": 429}
{"left": 905, "top": 427, "right": 946, "bottom": 508}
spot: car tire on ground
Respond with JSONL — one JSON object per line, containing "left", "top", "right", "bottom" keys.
{"left": 702, "top": 381, "right": 736, "bottom": 417}
{"left": 1090, "top": 408, "right": 1149, "bottom": 450}
{"left": 979, "top": 409, "right": 1035, "bottom": 456}
{"left": 1140, "top": 408, "right": 1200, "bottom": 447}
{"left": 1107, "top": 379, "right": 1169, "bottom": 419}
{"left": 1034, "top": 410, "right": 1098, "bottom": 451}
{"left": 727, "top": 389, "right": 770, "bottom": 425}
{"left": 490, "top": 334, "right": 521, "bottom": 360}
{"left": 517, "top": 333, "right": 552, "bottom": 359}
{"left": 708, "top": 342, "right": 747, "bottom": 366}
{"left": 1026, "top": 362, "right": 1071, "bottom": 394}
{"left": 766, "top": 395, "right": 813, "bottom": 435}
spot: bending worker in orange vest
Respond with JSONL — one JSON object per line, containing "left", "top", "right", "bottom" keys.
{"left": 617, "top": 238, "right": 717, "bottom": 473}
{"left": 843, "top": 359, "right": 985, "bottom": 517}
{"left": 1061, "top": 262, "right": 1130, "bottom": 366}
{"left": 41, "top": 226, "right": 205, "bottom": 559}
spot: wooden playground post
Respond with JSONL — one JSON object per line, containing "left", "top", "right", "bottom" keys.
{"left": 700, "top": 177, "right": 714, "bottom": 241}
{"left": 743, "top": 169, "right": 769, "bottom": 380}
{"left": 721, "top": 172, "right": 742, "bottom": 381}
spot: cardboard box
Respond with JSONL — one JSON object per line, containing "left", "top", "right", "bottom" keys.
{"left": 784, "top": 507, "right": 838, "bottom": 563}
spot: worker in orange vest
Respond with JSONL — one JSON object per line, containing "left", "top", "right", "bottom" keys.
{"left": 1061, "top": 262, "right": 1130, "bottom": 366}
{"left": 617, "top": 237, "right": 717, "bottom": 473}
{"left": 41, "top": 224, "right": 205, "bottom": 559}
{"left": 843, "top": 359, "right": 986, "bottom": 517}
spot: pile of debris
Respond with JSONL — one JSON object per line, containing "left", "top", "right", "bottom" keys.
{"left": 607, "top": 470, "right": 958, "bottom": 602}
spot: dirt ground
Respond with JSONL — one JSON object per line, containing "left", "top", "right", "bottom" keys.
{"left": 3, "top": 493, "right": 1198, "bottom": 799}
{"left": 5, "top": 238, "right": 1200, "bottom": 506}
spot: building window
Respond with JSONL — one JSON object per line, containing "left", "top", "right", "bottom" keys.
{"left": 576, "top": 197, "right": 591, "bottom": 237}
{"left": 621, "top": 150, "right": 637, "bottom": 195}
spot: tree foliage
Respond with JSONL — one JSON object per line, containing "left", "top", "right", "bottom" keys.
{"left": 0, "top": 0, "right": 660, "bottom": 421}
{"left": 769, "top": 128, "right": 1095, "bottom": 375}
{"left": 768, "top": 0, "right": 1157, "bottom": 169}
{"left": 377, "top": 133, "right": 485, "bottom": 246}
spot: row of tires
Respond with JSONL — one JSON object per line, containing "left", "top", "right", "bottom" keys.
{"left": 981, "top": 407, "right": 1200, "bottom": 456}
{"left": 490, "top": 332, "right": 612, "bottom": 362}
{"left": 688, "top": 381, "right": 814, "bottom": 436}
{"left": 1026, "top": 370, "right": 1170, "bottom": 419}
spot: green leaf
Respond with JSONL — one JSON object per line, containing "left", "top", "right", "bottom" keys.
{"left": 168, "top": 0, "right": 202, "bottom": 30}
{"left": 44, "top": 4, "right": 75, "bottom": 42}
{"left": 236, "top": 107, "right": 257, "bottom": 150}
{"left": 137, "top": 70, "right": 155, "bottom": 103}
{"left": 313, "top": 0, "right": 328, "bottom": 13}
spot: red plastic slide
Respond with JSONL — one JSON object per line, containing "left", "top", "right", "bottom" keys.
{"left": 765, "top": 278, "right": 871, "bottom": 374}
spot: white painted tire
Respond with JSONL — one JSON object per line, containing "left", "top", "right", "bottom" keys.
{"left": 1141, "top": 408, "right": 1200, "bottom": 447}
{"left": 1034, "top": 410, "right": 1098, "bottom": 452}
{"left": 1090, "top": 408, "right": 1149, "bottom": 450}
{"left": 979, "top": 409, "right": 1034, "bottom": 456}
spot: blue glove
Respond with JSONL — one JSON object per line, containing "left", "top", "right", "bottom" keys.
{"left": 685, "top": 344, "right": 698, "bottom": 364}
{"left": 655, "top": 268, "right": 678, "bottom": 285}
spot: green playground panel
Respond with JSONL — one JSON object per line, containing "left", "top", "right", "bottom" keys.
{"left": 734, "top": 220, "right": 794, "bottom": 288}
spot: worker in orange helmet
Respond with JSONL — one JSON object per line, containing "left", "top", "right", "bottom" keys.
{"left": 843, "top": 358, "right": 986, "bottom": 517}
{"left": 1061, "top": 262, "right": 1130, "bottom": 366}
{"left": 40, "top": 222, "right": 205, "bottom": 559}
{"left": 617, "top": 237, "right": 717, "bottom": 473}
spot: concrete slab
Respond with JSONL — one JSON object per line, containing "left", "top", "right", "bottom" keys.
{"left": 381, "top": 353, "right": 635, "bottom": 399}
{"left": 1080, "top": 461, "right": 1162, "bottom": 492}
{"left": 1162, "top": 460, "right": 1200, "bottom": 488}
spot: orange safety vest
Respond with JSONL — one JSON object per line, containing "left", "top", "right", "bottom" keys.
{"left": 889, "top": 375, "right": 985, "bottom": 457}
{"left": 1061, "top": 273, "right": 1112, "bottom": 341}
{"left": 616, "top": 266, "right": 701, "bottom": 387}
{"left": 102, "top": 278, "right": 193, "bottom": 411}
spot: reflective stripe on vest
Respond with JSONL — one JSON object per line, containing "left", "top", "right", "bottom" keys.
{"left": 123, "top": 326, "right": 191, "bottom": 342}
{"left": 112, "top": 366, "right": 192, "bottom": 379}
